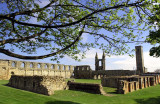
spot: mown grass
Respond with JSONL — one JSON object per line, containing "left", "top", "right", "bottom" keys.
{"left": 0, "top": 79, "right": 160, "bottom": 104}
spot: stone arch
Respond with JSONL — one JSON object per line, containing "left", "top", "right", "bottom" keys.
{"left": 45, "top": 64, "right": 48, "bottom": 69}
{"left": 94, "top": 75, "right": 97, "bottom": 79}
{"left": 37, "top": 63, "right": 41, "bottom": 69}
{"left": 11, "top": 71, "right": 14, "bottom": 75}
{"left": 21, "top": 62, "right": 25, "bottom": 68}
{"left": 63, "top": 66, "right": 65, "bottom": 70}
{"left": 51, "top": 65, "right": 54, "bottom": 69}
{"left": 30, "top": 63, "right": 34, "bottom": 68}
{"left": 11, "top": 61, "right": 16, "bottom": 67}
{"left": 58, "top": 65, "right": 60, "bottom": 70}
{"left": 98, "top": 75, "right": 101, "bottom": 79}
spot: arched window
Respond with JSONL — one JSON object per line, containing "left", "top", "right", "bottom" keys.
{"left": 82, "top": 67, "right": 84, "bottom": 70}
{"left": 21, "top": 62, "right": 25, "bottom": 68}
{"left": 58, "top": 65, "right": 60, "bottom": 70}
{"left": 99, "top": 61, "right": 102, "bottom": 66}
{"left": 12, "top": 62, "right": 16, "bottom": 67}
{"left": 87, "top": 67, "right": 89, "bottom": 70}
{"left": 30, "top": 63, "right": 34, "bottom": 68}
{"left": 51, "top": 65, "right": 54, "bottom": 69}
{"left": 69, "top": 66, "right": 71, "bottom": 70}
{"left": 45, "top": 64, "right": 48, "bottom": 69}
{"left": 63, "top": 66, "right": 65, "bottom": 70}
{"left": 37, "top": 64, "right": 41, "bottom": 68}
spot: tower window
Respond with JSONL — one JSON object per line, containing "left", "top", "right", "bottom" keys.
{"left": 99, "top": 61, "right": 102, "bottom": 66}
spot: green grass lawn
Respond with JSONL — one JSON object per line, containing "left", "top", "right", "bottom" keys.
{"left": 1, "top": 79, "right": 160, "bottom": 104}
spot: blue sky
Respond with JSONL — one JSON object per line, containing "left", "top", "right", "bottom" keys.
{"left": 0, "top": 0, "right": 160, "bottom": 72}
{"left": 1, "top": 34, "right": 160, "bottom": 72}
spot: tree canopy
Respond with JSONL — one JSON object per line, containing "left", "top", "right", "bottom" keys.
{"left": 0, "top": 0, "right": 159, "bottom": 62}
{"left": 147, "top": 3, "right": 160, "bottom": 57}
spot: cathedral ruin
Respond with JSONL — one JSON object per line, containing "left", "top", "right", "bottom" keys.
{"left": 0, "top": 46, "right": 160, "bottom": 95}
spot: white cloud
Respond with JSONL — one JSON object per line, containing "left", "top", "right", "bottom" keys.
{"left": 143, "top": 52, "right": 160, "bottom": 71}
{"left": 1, "top": 46, "right": 159, "bottom": 72}
{"left": 110, "top": 52, "right": 160, "bottom": 72}
{"left": 62, "top": 48, "right": 160, "bottom": 72}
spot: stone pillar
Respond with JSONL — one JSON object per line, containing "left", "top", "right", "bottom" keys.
{"left": 70, "top": 66, "right": 74, "bottom": 71}
{"left": 102, "top": 51, "right": 105, "bottom": 70}
{"left": 150, "top": 77, "right": 155, "bottom": 86}
{"left": 59, "top": 65, "right": 63, "bottom": 71}
{"left": 54, "top": 64, "right": 58, "bottom": 70}
{"left": 135, "top": 46, "right": 145, "bottom": 74}
{"left": 65, "top": 65, "right": 69, "bottom": 71}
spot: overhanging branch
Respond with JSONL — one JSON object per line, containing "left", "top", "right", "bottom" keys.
{"left": 0, "top": 1, "right": 145, "bottom": 28}
{"left": 0, "top": 24, "right": 86, "bottom": 59}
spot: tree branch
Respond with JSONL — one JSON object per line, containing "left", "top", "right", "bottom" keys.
{"left": 3, "top": 0, "right": 57, "bottom": 17}
{"left": 0, "top": 1, "right": 145, "bottom": 28}
{"left": 0, "top": 24, "right": 86, "bottom": 59}
{"left": 0, "top": 16, "right": 57, "bottom": 45}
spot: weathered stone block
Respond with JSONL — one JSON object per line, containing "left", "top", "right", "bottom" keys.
{"left": 8, "top": 75, "right": 67, "bottom": 96}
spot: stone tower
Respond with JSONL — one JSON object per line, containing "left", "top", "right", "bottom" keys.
{"left": 135, "top": 46, "right": 144, "bottom": 74}
{"left": 95, "top": 52, "right": 105, "bottom": 71}
{"left": 95, "top": 52, "right": 99, "bottom": 71}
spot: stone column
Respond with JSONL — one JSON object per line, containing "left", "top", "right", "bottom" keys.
{"left": 54, "top": 64, "right": 58, "bottom": 70}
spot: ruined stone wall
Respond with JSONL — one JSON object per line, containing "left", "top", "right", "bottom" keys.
{"left": 8, "top": 75, "right": 67, "bottom": 95}
{"left": 0, "top": 60, "right": 9, "bottom": 80}
{"left": 68, "top": 81, "right": 106, "bottom": 95}
{"left": 74, "top": 66, "right": 136, "bottom": 79}
{"left": 74, "top": 65, "right": 93, "bottom": 79}
{"left": 102, "top": 75, "right": 160, "bottom": 94}
{"left": 0, "top": 59, "right": 74, "bottom": 80}
{"left": 93, "top": 70, "right": 136, "bottom": 79}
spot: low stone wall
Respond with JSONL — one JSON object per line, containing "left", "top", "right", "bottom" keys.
{"left": 68, "top": 81, "right": 106, "bottom": 95}
{"left": 8, "top": 75, "right": 67, "bottom": 95}
{"left": 101, "top": 75, "right": 140, "bottom": 88}
{"left": 102, "top": 75, "right": 160, "bottom": 94}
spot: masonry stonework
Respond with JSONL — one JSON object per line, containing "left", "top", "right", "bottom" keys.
{"left": 8, "top": 75, "right": 67, "bottom": 95}
{"left": 136, "top": 46, "right": 146, "bottom": 74}
{"left": 101, "top": 75, "right": 160, "bottom": 94}
{"left": 1, "top": 46, "right": 160, "bottom": 95}
{"left": 0, "top": 59, "right": 74, "bottom": 80}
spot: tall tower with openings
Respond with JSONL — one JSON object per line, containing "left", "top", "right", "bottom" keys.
{"left": 95, "top": 52, "right": 106, "bottom": 71}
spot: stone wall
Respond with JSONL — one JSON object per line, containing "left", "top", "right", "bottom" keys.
{"left": 74, "top": 67, "right": 136, "bottom": 79}
{"left": 0, "top": 60, "right": 9, "bottom": 80}
{"left": 101, "top": 75, "right": 140, "bottom": 88}
{"left": 93, "top": 70, "right": 136, "bottom": 79}
{"left": 102, "top": 75, "right": 160, "bottom": 94}
{"left": 8, "top": 75, "right": 67, "bottom": 95}
{"left": 68, "top": 81, "right": 106, "bottom": 95}
{"left": 0, "top": 59, "right": 74, "bottom": 80}
{"left": 74, "top": 65, "right": 93, "bottom": 79}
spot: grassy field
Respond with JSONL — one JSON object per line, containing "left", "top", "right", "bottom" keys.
{"left": 0, "top": 79, "right": 160, "bottom": 104}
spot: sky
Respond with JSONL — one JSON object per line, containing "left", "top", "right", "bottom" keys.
{"left": 0, "top": 0, "right": 160, "bottom": 72}
{"left": 1, "top": 37, "right": 160, "bottom": 72}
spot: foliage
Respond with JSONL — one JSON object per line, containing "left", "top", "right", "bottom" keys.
{"left": 0, "top": 0, "right": 158, "bottom": 61}
{"left": 147, "top": 3, "right": 160, "bottom": 57}
{"left": 1, "top": 80, "right": 160, "bottom": 104}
